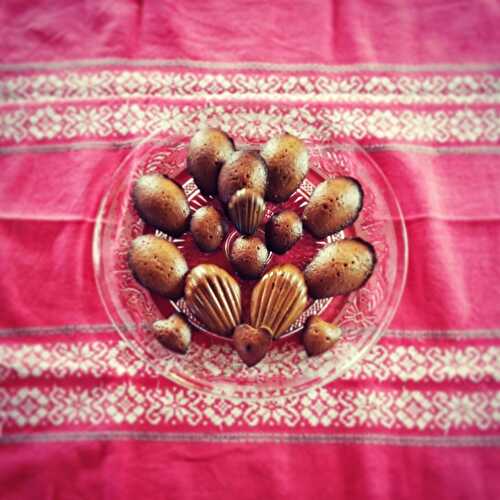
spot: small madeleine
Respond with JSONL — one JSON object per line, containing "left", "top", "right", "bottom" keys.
{"left": 302, "top": 315, "right": 341, "bottom": 356}
{"left": 153, "top": 314, "right": 192, "bottom": 354}
{"left": 265, "top": 210, "right": 303, "bottom": 254}
{"left": 190, "top": 206, "right": 227, "bottom": 252}
{"left": 228, "top": 188, "right": 265, "bottom": 236}
{"left": 233, "top": 324, "right": 272, "bottom": 367}
{"left": 229, "top": 235, "right": 269, "bottom": 280}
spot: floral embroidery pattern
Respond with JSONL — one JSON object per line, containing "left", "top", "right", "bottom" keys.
{"left": 1, "top": 382, "right": 498, "bottom": 431}
{"left": 2, "top": 70, "right": 500, "bottom": 105}
{"left": 1, "top": 340, "right": 498, "bottom": 384}
{"left": 1, "top": 103, "right": 499, "bottom": 146}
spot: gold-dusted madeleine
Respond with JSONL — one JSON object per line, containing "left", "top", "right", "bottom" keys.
{"left": 128, "top": 235, "right": 188, "bottom": 299}
{"left": 250, "top": 264, "right": 308, "bottom": 338}
{"left": 302, "top": 176, "right": 363, "bottom": 239}
{"left": 187, "top": 128, "right": 235, "bottom": 196}
{"left": 184, "top": 264, "right": 242, "bottom": 336}
{"left": 217, "top": 151, "right": 268, "bottom": 204}
{"left": 261, "top": 133, "right": 309, "bottom": 202}
{"left": 228, "top": 188, "right": 265, "bottom": 235}
{"left": 302, "top": 315, "right": 341, "bottom": 357}
{"left": 304, "top": 238, "right": 376, "bottom": 298}
{"left": 133, "top": 173, "right": 190, "bottom": 237}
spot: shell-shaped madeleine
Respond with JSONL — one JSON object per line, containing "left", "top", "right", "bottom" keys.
{"left": 228, "top": 188, "right": 265, "bottom": 235}
{"left": 184, "top": 264, "right": 242, "bottom": 336}
{"left": 250, "top": 264, "right": 307, "bottom": 338}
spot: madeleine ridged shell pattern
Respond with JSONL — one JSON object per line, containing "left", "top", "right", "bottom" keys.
{"left": 184, "top": 264, "right": 242, "bottom": 336}
{"left": 228, "top": 188, "right": 266, "bottom": 235}
{"left": 250, "top": 264, "right": 308, "bottom": 338}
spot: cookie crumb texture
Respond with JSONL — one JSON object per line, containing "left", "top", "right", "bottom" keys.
{"left": 218, "top": 151, "right": 268, "bottom": 204}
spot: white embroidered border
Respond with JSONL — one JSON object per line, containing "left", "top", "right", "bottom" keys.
{"left": 1, "top": 382, "right": 498, "bottom": 430}
{"left": 2, "top": 70, "right": 500, "bottom": 105}
{"left": 1, "top": 340, "right": 499, "bottom": 384}
{"left": 1, "top": 103, "right": 499, "bottom": 145}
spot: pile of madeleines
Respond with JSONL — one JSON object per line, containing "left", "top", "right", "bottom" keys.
{"left": 128, "top": 128, "right": 376, "bottom": 367}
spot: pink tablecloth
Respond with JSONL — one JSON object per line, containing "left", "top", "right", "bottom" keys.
{"left": 1, "top": 1, "right": 499, "bottom": 498}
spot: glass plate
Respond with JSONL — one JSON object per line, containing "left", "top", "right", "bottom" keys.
{"left": 93, "top": 132, "right": 408, "bottom": 400}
